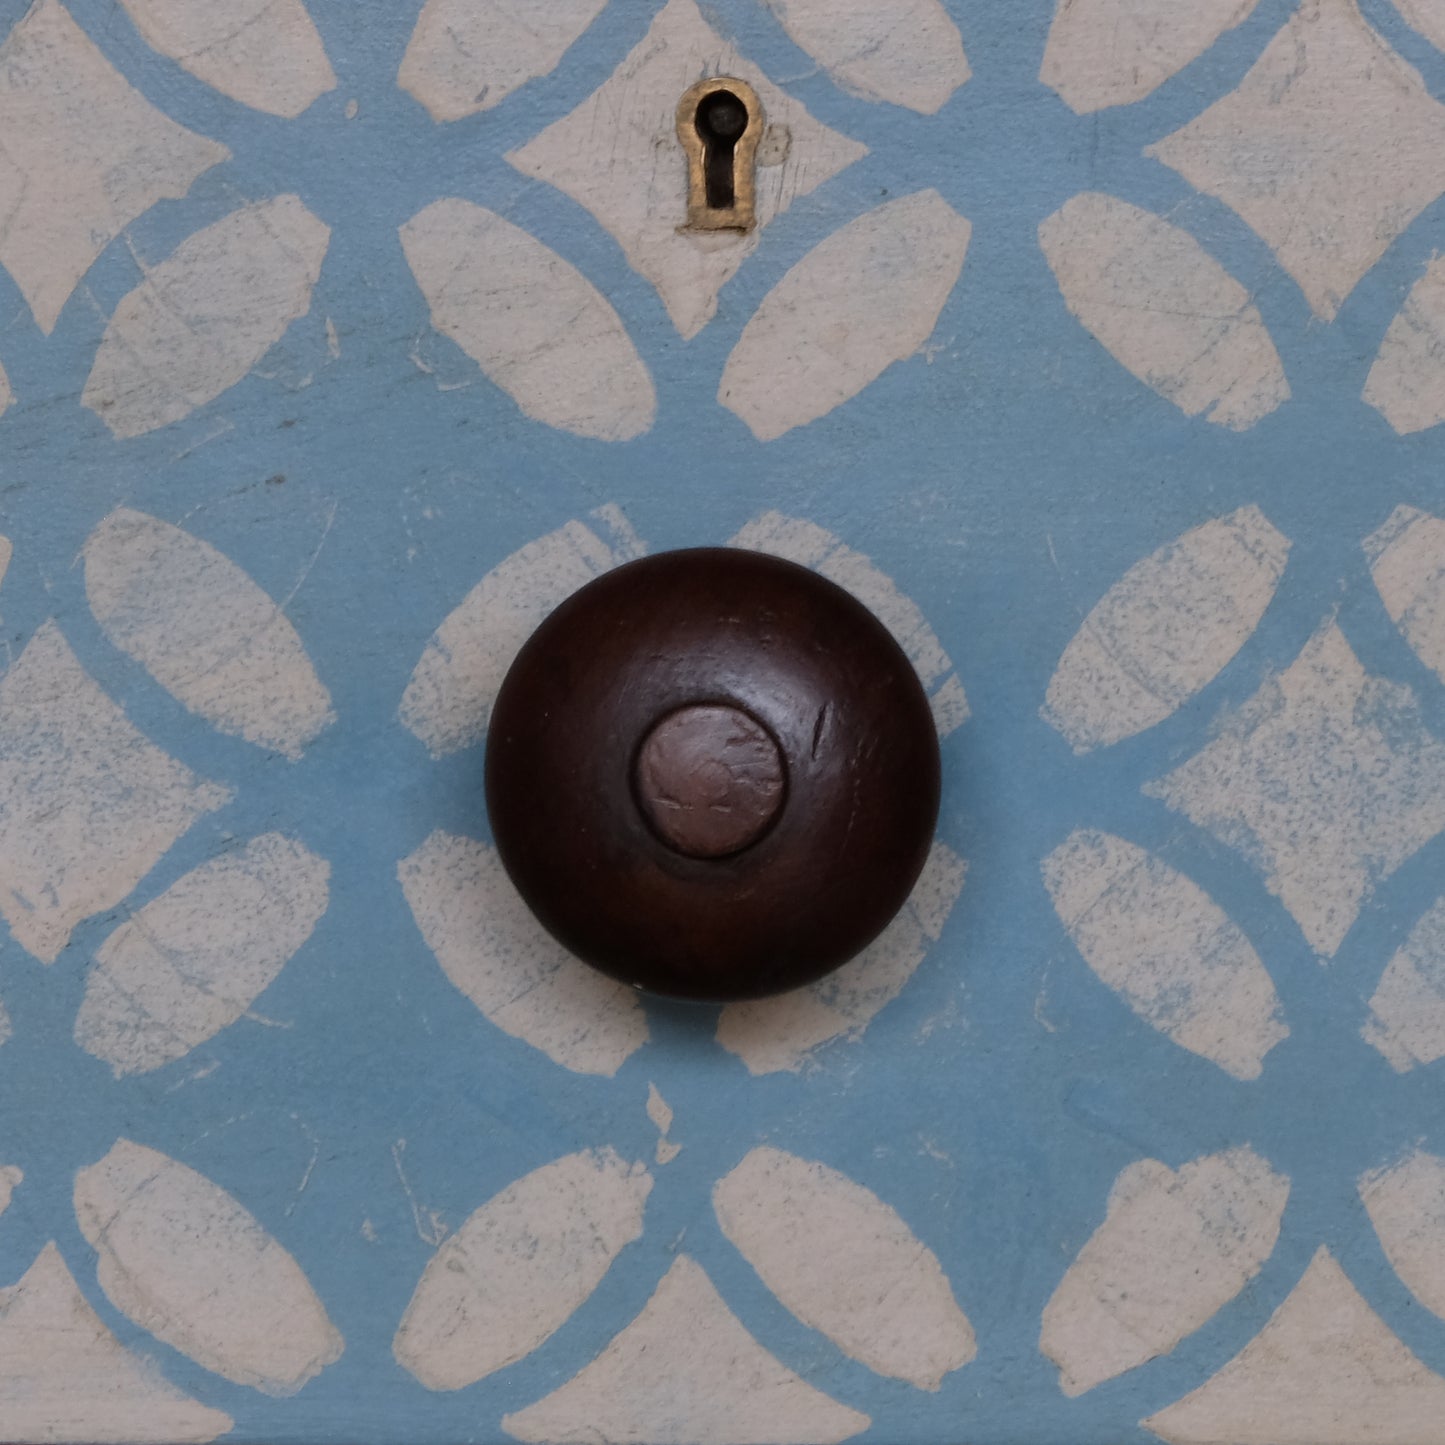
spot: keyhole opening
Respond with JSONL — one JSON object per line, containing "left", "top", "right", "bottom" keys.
{"left": 677, "top": 76, "right": 761, "bottom": 233}
{"left": 696, "top": 90, "right": 747, "bottom": 211}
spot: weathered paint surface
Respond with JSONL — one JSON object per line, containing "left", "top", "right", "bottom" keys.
{"left": 0, "top": 0, "right": 1444, "bottom": 1441}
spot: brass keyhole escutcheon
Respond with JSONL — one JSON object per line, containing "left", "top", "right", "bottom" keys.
{"left": 677, "top": 77, "right": 762, "bottom": 232}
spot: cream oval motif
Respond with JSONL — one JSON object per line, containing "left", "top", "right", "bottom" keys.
{"left": 1043, "top": 505, "right": 1289, "bottom": 752}
{"left": 117, "top": 0, "right": 335, "bottom": 117}
{"left": 84, "top": 507, "right": 335, "bottom": 758}
{"left": 401, "top": 199, "right": 655, "bottom": 442}
{"left": 83, "top": 196, "right": 330, "bottom": 438}
{"left": 1042, "top": 830, "right": 1289, "bottom": 1079}
{"left": 399, "top": 0, "right": 606, "bottom": 122}
{"left": 714, "top": 1147, "right": 975, "bottom": 1389}
{"left": 394, "top": 1149, "right": 653, "bottom": 1389}
{"left": 74, "top": 1140, "right": 344, "bottom": 1395}
{"left": 720, "top": 190, "right": 970, "bottom": 441}
{"left": 764, "top": 0, "right": 969, "bottom": 113}
{"left": 75, "top": 834, "right": 330, "bottom": 1076}
{"left": 1040, "top": 193, "right": 1289, "bottom": 431}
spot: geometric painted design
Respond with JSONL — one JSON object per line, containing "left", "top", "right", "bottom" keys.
{"left": 1040, "top": 0, "right": 1262, "bottom": 114}
{"left": 507, "top": 0, "right": 866, "bottom": 339}
{"left": 1040, "top": 193, "right": 1289, "bottom": 431}
{"left": 6, "top": 0, "right": 1445, "bottom": 1441}
{"left": 83, "top": 199, "right": 331, "bottom": 439}
{"left": 1145, "top": 623, "right": 1445, "bottom": 957}
{"left": 1044, "top": 496, "right": 1445, "bottom": 1440}
{"left": 117, "top": 0, "right": 335, "bottom": 117}
{"left": 1044, "top": 506, "right": 1289, "bottom": 750}
{"left": 1144, "top": 1250, "right": 1445, "bottom": 1445}
{"left": 1042, "top": 830, "right": 1288, "bottom": 1078}
{"left": 1042, "top": 1148, "right": 1288, "bottom": 1395}
{"left": 1148, "top": 0, "right": 1445, "bottom": 321}
{"left": 764, "top": 0, "right": 969, "bottom": 113}
{"left": 0, "top": 0, "right": 227, "bottom": 334}
{"left": 398, "top": 0, "right": 605, "bottom": 122}
{"left": 389, "top": 1125, "right": 976, "bottom": 1440}
{"left": 74, "top": 1140, "right": 344, "bottom": 1394}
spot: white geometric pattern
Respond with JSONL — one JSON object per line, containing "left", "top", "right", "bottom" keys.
{"left": 1148, "top": 0, "right": 1445, "bottom": 321}
{"left": 507, "top": 0, "right": 866, "bottom": 340}
{"left": 1043, "top": 502, "right": 1445, "bottom": 1436}
{"left": 1145, "top": 623, "right": 1445, "bottom": 958}
{"left": 0, "top": 516, "right": 341, "bottom": 1432}
{"left": 1042, "top": 0, "right": 1445, "bottom": 434}
{"left": 6, "top": 0, "right": 1445, "bottom": 1440}
{"left": 0, "top": 0, "right": 228, "bottom": 334}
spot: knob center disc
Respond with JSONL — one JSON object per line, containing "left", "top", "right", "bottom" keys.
{"left": 633, "top": 704, "right": 785, "bottom": 859}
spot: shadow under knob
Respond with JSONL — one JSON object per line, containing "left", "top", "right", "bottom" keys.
{"left": 485, "top": 547, "right": 941, "bottom": 1002}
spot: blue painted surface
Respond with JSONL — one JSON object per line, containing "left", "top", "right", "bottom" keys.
{"left": 3, "top": 0, "right": 1445, "bottom": 1439}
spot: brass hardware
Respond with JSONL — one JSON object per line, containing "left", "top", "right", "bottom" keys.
{"left": 677, "top": 77, "right": 763, "bottom": 232}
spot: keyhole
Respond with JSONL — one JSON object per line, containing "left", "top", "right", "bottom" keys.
{"left": 677, "top": 77, "right": 762, "bottom": 232}
{"left": 697, "top": 90, "right": 747, "bottom": 210}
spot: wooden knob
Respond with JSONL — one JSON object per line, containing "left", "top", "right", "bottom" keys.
{"left": 485, "top": 548, "right": 941, "bottom": 1002}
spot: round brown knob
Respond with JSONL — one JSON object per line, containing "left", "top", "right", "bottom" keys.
{"left": 485, "top": 548, "right": 941, "bottom": 1002}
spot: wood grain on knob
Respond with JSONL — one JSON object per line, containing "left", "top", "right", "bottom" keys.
{"left": 485, "top": 547, "right": 941, "bottom": 1002}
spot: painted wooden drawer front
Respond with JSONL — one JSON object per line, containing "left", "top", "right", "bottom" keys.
{"left": 2, "top": 0, "right": 1445, "bottom": 1442}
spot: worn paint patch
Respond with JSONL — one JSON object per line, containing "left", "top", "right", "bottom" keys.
{"left": 1040, "top": 193, "right": 1289, "bottom": 429}
{"left": 1361, "top": 1151, "right": 1445, "bottom": 1321}
{"left": 83, "top": 196, "right": 330, "bottom": 438}
{"left": 398, "top": 831, "right": 647, "bottom": 1077}
{"left": 1041, "top": 1148, "right": 1289, "bottom": 1395}
{"left": 508, "top": 0, "right": 866, "bottom": 339}
{"left": 1147, "top": 0, "right": 1445, "bottom": 321}
{"left": 0, "top": 1244, "right": 232, "bottom": 1443}
{"left": 1044, "top": 505, "right": 1290, "bottom": 751}
{"left": 1040, "top": 0, "right": 1261, "bottom": 113}
{"left": 117, "top": 0, "right": 335, "bottom": 117}
{"left": 721, "top": 191, "right": 969, "bottom": 441}
{"left": 399, "top": 0, "right": 606, "bottom": 122}
{"left": 1364, "top": 895, "right": 1445, "bottom": 1068}
{"left": 763, "top": 0, "right": 968, "bottom": 113}
{"left": 0, "top": 1166, "right": 20, "bottom": 1216}
{"left": 645, "top": 1086, "right": 672, "bottom": 1136}
{"left": 395, "top": 1149, "right": 652, "bottom": 1390}
{"left": 502, "top": 1256, "right": 870, "bottom": 1444}
{"left": 0, "top": 622, "right": 231, "bottom": 963}
{"left": 1145, "top": 623, "right": 1445, "bottom": 958}
{"left": 75, "top": 833, "right": 330, "bottom": 1076}
{"left": 718, "top": 840, "right": 965, "bottom": 1073}
{"left": 714, "top": 1147, "right": 974, "bottom": 1389}
{"left": 401, "top": 199, "right": 654, "bottom": 442}
{"left": 0, "top": 0, "right": 228, "bottom": 334}
{"left": 1365, "top": 506, "right": 1445, "bottom": 682}
{"left": 730, "top": 512, "right": 968, "bottom": 735}
{"left": 84, "top": 508, "right": 335, "bottom": 758}
{"left": 401, "top": 507, "right": 644, "bottom": 757}
{"left": 646, "top": 1085, "right": 681, "bottom": 1165}
{"left": 1143, "top": 1249, "right": 1445, "bottom": 1444}
{"left": 0, "top": 362, "right": 11, "bottom": 421}
{"left": 74, "top": 1139, "right": 343, "bottom": 1395}
{"left": 1042, "top": 831, "right": 1288, "bottom": 1079}
{"left": 1365, "top": 260, "right": 1445, "bottom": 433}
